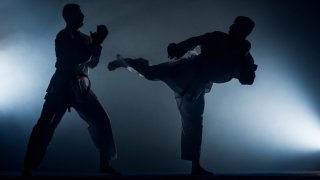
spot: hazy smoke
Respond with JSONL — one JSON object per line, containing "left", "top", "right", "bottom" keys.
{"left": 1, "top": 0, "right": 320, "bottom": 174}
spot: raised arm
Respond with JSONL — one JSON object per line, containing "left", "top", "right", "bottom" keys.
{"left": 237, "top": 53, "right": 258, "bottom": 85}
{"left": 87, "top": 25, "right": 108, "bottom": 68}
{"left": 167, "top": 33, "right": 211, "bottom": 60}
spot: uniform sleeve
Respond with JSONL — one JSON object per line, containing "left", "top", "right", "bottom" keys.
{"left": 176, "top": 32, "right": 212, "bottom": 57}
{"left": 86, "top": 44, "right": 102, "bottom": 68}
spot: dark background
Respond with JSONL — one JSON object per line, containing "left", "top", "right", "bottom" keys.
{"left": 1, "top": 0, "right": 320, "bottom": 174}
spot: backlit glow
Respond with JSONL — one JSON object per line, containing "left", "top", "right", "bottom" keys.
{"left": 0, "top": 40, "right": 49, "bottom": 112}
{"left": 205, "top": 57, "right": 320, "bottom": 154}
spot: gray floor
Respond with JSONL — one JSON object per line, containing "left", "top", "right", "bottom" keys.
{"left": 1, "top": 171, "right": 320, "bottom": 180}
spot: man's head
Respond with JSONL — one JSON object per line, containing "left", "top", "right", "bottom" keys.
{"left": 229, "top": 16, "right": 255, "bottom": 39}
{"left": 62, "top": 3, "right": 84, "bottom": 29}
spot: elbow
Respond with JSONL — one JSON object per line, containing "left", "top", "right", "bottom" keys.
{"left": 88, "top": 58, "right": 100, "bottom": 68}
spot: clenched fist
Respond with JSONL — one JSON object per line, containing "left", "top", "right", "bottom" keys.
{"left": 167, "top": 43, "right": 184, "bottom": 60}
{"left": 90, "top": 25, "right": 108, "bottom": 45}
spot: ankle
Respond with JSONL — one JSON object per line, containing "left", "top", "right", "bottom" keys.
{"left": 99, "top": 163, "right": 121, "bottom": 176}
{"left": 192, "top": 161, "right": 201, "bottom": 168}
{"left": 100, "top": 161, "right": 110, "bottom": 168}
{"left": 22, "top": 166, "right": 32, "bottom": 176}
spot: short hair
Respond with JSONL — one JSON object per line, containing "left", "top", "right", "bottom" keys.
{"left": 234, "top": 16, "right": 255, "bottom": 30}
{"left": 62, "top": 3, "right": 80, "bottom": 21}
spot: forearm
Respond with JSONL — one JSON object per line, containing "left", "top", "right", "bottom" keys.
{"left": 176, "top": 33, "right": 208, "bottom": 56}
{"left": 87, "top": 45, "right": 102, "bottom": 68}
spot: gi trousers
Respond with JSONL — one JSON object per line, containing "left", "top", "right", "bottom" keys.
{"left": 24, "top": 90, "right": 117, "bottom": 169}
{"left": 119, "top": 57, "right": 205, "bottom": 161}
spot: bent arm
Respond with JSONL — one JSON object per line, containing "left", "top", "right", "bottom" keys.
{"left": 237, "top": 53, "right": 258, "bottom": 85}
{"left": 86, "top": 45, "right": 102, "bottom": 68}
{"left": 176, "top": 33, "right": 211, "bottom": 57}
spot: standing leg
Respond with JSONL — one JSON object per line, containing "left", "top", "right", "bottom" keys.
{"left": 23, "top": 98, "right": 67, "bottom": 176}
{"left": 175, "top": 93, "right": 212, "bottom": 175}
{"left": 73, "top": 94, "right": 120, "bottom": 175}
{"left": 175, "top": 93, "right": 204, "bottom": 162}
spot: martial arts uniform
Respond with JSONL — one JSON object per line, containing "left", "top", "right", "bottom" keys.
{"left": 24, "top": 28, "right": 117, "bottom": 169}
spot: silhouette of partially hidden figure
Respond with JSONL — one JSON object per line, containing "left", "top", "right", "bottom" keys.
{"left": 22, "top": 3, "right": 120, "bottom": 176}
{"left": 108, "top": 16, "right": 257, "bottom": 175}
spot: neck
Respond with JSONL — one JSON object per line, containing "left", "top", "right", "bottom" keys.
{"left": 230, "top": 34, "right": 246, "bottom": 41}
{"left": 66, "top": 24, "right": 79, "bottom": 31}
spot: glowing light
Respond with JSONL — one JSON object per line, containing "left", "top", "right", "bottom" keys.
{"left": 251, "top": 59, "right": 320, "bottom": 151}
{"left": 252, "top": 87, "right": 320, "bottom": 151}
{"left": 205, "top": 57, "right": 320, "bottom": 153}
{"left": 0, "top": 56, "right": 28, "bottom": 101}
{"left": 0, "top": 40, "right": 49, "bottom": 112}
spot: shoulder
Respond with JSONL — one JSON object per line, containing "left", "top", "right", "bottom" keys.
{"left": 210, "top": 31, "right": 228, "bottom": 37}
{"left": 56, "top": 29, "right": 68, "bottom": 38}
{"left": 55, "top": 29, "right": 90, "bottom": 44}
{"left": 55, "top": 29, "right": 70, "bottom": 43}
{"left": 212, "top": 31, "right": 228, "bottom": 36}
{"left": 55, "top": 29, "right": 63, "bottom": 38}
{"left": 203, "top": 31, "right": 228, "bottom": 41}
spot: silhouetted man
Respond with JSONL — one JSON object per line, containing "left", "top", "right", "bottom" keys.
{"left": 108, "top": 16, "right": 257, "bottom": 175}
{"left": 22, "top": 3, "right": 120, "bottom": 176}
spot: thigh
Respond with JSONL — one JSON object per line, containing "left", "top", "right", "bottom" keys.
{"left": 37, "top": 95, "right": 68, "bottom": 126}
{"left": 176, "top": 94, "right": 205, "bottom": 124}
{"left": 73, "top": 97, "right": 110, "bottom": 126}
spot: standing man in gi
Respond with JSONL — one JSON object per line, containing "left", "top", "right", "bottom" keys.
{"left": 108, "top": 16, "right": 257, "bottom": 175}
{"left": 22, "top": 3, "right": 120, "bottom": 176}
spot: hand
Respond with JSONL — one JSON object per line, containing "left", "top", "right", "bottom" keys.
{"left": 91, "top": 25, "right": 108, "bottom": 45}
{"left": 167, "top": 43, "right": 183, "bottom": 60}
